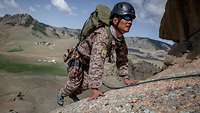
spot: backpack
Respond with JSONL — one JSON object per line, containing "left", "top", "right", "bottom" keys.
{"left": 64, "top": 4, "right": 113, "bottom": 64}
{"left": 78, "top": 4, "right": 112, "bottom": 42}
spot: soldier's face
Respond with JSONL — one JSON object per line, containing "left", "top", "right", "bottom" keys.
{"left": 113, "top": 17, "right": 133, "bottom": 34}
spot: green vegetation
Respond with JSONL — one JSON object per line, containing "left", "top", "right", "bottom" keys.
{"left": 0, "top": 55, "right": 66, "bottom": 76}
{"left": 7, "top": 46, "right": 24, "bottom": 52}
{"left": 32, "top": 22, "right": 47, "bottom": 36}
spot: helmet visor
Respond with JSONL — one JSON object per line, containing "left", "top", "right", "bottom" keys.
{"left": 120, "top": 14, "right": 134, "bottom": 21}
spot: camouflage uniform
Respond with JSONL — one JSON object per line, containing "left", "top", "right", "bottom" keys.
{"left": 60, "top": 26, "right": 129, "bottom": 96}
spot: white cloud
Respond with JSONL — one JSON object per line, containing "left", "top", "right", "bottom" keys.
{"left": 129, "top": 0, "right": 167, "bottom": 25}
{"left": 29, "top": 6, "right": 36, "bottom": 12}
{"left": 4, "top": 0, "right": 19, "bottom": 8}
{"left": 51, "top": 0, "right": 72, "bottom": 14}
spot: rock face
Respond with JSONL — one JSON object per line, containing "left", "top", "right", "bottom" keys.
{"left": 128, "top": 61, "right": 162, "bottom": 80}
{"left": 160, "top": 0, "right": 200, "bottom": 42}
{"left": 160, "top": 0, "right": 200, "bottom": 59}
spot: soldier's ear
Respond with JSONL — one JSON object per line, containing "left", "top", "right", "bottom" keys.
{"left": 112, "top": 17, "right": 120, "bottom": 26}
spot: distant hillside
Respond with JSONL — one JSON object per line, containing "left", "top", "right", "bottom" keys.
{"left": 126, "top": 37, "right": 171, "bottom": 51}
{"left": 0, "top": 14, "right": 81, "bottom": 56}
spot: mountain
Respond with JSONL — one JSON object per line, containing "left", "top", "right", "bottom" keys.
{"left": 0, "top": 14, "right": 35, "bottom": 26}
{"left": 0, "top": 13, "right": 81, "bottom": 59}
{"left": 0, "top": 14, "right": 80, "bottom": 36}
{"left": 0, "top": 14, "right": 80, "bottom": 41}
{"left": 126, "top": 37, "right": 171, "bottom": 51}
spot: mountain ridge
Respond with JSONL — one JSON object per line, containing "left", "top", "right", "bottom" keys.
{"left": 0, "top": 13, "right": 80, "bottom": 39}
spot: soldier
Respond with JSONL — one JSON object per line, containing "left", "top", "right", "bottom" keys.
{"left": 57, "top": 2, "right": 138, "bottom": 106}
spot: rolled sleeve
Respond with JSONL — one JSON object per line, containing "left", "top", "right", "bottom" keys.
{"left": 118, "top": 63, "right": 129, "bottom": 79}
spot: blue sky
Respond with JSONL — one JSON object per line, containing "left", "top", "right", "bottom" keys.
{"left": 0, "top": 0, "right": 173, "bottom": 44}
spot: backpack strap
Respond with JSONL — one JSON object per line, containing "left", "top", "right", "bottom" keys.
{"left": 105, "top": 26, "right": 113, "bottom": 49}
{"left": 76, "top": 26, "right": 113, "bottom": 60}
{"left": 105, "top": 26, "right": 114, "bottom": 62}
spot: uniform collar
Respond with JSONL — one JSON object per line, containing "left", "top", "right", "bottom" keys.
{"left": 110, "top": 25, "right": 123, "bottom": 41}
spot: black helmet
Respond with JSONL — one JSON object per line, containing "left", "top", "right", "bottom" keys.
{"left": 111, "top": 2, "right": 136, "bottom": 19}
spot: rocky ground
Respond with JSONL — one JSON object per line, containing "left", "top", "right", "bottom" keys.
{"left": 51, "top": 78, "right": 200, "bottom": 113}
{"left": 50, "top": 58, "right": 200, "bottom": 113}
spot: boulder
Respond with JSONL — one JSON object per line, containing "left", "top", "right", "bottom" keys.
{"left": 160, "top": 0, "right": 200, "bottom": 59}
{"left": 160, "top": 0, "right": 200, "bottom": 42}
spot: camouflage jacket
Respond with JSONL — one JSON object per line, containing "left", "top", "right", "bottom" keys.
{"left": 77, "top": 26, "right": 129, "bottom": 88}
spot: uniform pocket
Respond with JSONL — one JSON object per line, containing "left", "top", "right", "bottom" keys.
{"left": 67, "top": 58, "right": 83, "bottom": 78}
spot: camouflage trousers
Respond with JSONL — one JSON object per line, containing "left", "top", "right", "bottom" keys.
{"left": 60, "top": 49, "right": 90, "bottom": 96}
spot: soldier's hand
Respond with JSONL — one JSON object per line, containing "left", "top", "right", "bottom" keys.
{"left": 88, "top": 88, "right": 104, "bottom": 101}
{"left": 123, "top": 79, "right": 139, "bottom": 85}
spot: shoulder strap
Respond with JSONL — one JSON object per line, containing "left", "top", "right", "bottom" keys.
{"left": 105, "top": 26, "right": 113, "bottom": 48}
{"left": 105, "top": 26, "right": 114, "bottom": 60}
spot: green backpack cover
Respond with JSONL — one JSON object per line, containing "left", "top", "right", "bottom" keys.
{"left": 79, "top": 4, "right": 111, "bottom": 42}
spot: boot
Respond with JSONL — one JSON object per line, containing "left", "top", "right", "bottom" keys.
{"left": 56, "top": 91, "right": 65, "bottom": 106}
{"left": 69, "top": 94, "right": 80, "bottom": 102}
